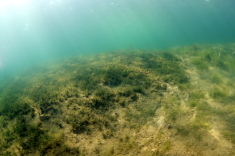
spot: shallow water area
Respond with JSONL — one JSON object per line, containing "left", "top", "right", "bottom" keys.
{"left": 1, "top": 0, "right": 235, "bottom": 155}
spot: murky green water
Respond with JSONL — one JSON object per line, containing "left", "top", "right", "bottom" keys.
{"left": 0, "top": 0, "right": 235, "bottom": 77}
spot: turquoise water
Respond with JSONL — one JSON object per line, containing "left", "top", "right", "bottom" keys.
{"left": 0, "top": 0, "right": 235, "bottom": 78}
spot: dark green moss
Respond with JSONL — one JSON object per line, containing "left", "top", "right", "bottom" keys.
{"left": 168, "top": 110, "right": 179, "bottom": 121}
{"left": 133, "top": 86, "right": 145, "bottom": 94}
{"left": 2, "top": 128, "right": 15, "bottom": 144}
{"left": 20, "top": 125, "right": 49, "bottom": 150}
{"left": 30, "top": 85, "right": 60, "bottom": 112}
{"left": 8, "top": 116, "right": 52, "bottom": 151}
{"left": 215, "top": 59, "right": 229, "bottom": 70}
{"left": 141, "top": 52, "right": 188, "bottom": 84}
{"left": 118, "top": 98, "right": 126, "bottom": 108}
{"left": 196, "top": 102, "right": 211, "bottom": 112}
{"left": 155, "top": 83, "right": 167, "bottom": 91}
{"left": 130, "top": 92, "right": 138, "bottom": 101}
{"left": 162, "top": 52, "right": 180, "bottom": 61}
{"left": 176, "top": 126, "right": 190, "bottom": 136}
{"left": 190, "top": 90, "right": 205, "bottom": 100}
{"left": 125, "top": 72, "right": 147, "bottom": 86}
{"left": 95, "top": 88, "right": 113, "bottom": 99}
{"left": 228, "top": 94, "right": 235, "bottom": 102}
{"left": 143, "top": 106, "right": 156, "bottom": 117}
{"left": 210, "top": 88, "right": 228, "bottom": 99}
{"left": 14, "top": 117, "right": 28, "bottom": 137}
{"left": 1, "top": 103, "right": 32, "bottom": 120}
{"left": 162, "top": 140, "right": 172, "bottom": 152}
{"left": 204, "top": 53, "right": 212, "bottom": 62}
{"left": 210, "top": 74, "right": 223, "bottom": 84}
{"left": 192, "top": 58, "right": 208, "bottom": 70}
{"left": 102, "top": 66, "right": 129, "bottom": 86}
{"left": 118, "top": 88, "right": 133, "bottom": 97}
{"left": 163, "top": 71, "right": 189, "bottom": 84}
{"left": 222, "top": 131, "right": 235, "bottom": 144}
{"left": 79, "top": 77, "right": 99, "bottom": 91}
{"left": 92, "top": 88, "right": 115, "bottom": 109}
{"left": 178, "top": 83, "right": 192, "bottom": 91}
{"left": 225, "top": 115, "right": 235, "bottom": 131}
{"left": 221, "top": 115, "right": 235, "bottom": 143}
{"left": 67, "top": 113, "right": 91, "bottom": 134}
{"left": 189, "top": 100, "right": 198, "bottom": 108}
{"left": 41, "top": 143, "right": 81, "bottom": 156}
{"left": 74, "top": 69, "right": 99, "bottom": 91}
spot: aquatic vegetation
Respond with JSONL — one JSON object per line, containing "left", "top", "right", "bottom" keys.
{"left": 102, "top": 65, "right": 129, "bottom": 86}
{"left": 19, "top": 124, "right": 49, "bottom": 150}
{"left": 210, "top": 73, "right": 223, "bottom": 84}
{"left": 192, "top": 58, "right": 208, "bottom": 70}
{"left": 168, "top": 108, "right": 180, "bottom": 121}
{"left": 189, "top": 90, "right": 205, "bottom": 100}
{"left": 162, "top": 140, "right": 172, "bottom": 152}
{"left": 189, "top": 90, "right": 205, "bottom": 103}
{"left": 163, "top": 94, "right": 181, "bottom": 109}
{"left": 189, "top": 100, "right": 198, "bottom": 108}
{"left": 175, "top": 116, "right": 208, "bottom": 141}
{"left": 222, "top": 131, "right": 235, "bottom": 144}
{"left": 116, "top": 134, "right": 138, "bottom": 153}
{"left": 133, "top": 85, "right": 145, "bottom": 94}
{"left": 222, "top": 115, "right": 235, "bottom": 143}
{"left": 141, "top": 51, "right": 189, "bottom": 84}
{"left": 209, "top": 88, "right": 228, "bottom": 100}
{"left": 1, "top": 102, "right": 32, "bottom": 120}
{"left": 92, "top": 88, "right": 115, "bottom": 109}
{"left": 215, "top": 59, "right": 229, "bottom": 70}
{"left": 1, "top": 43, "right": 235, "bottom": 155}
{"left": 178, "top": 82, "right": 192, "bottom": 91}
{"left": 74, "top": 69, "right": 99, "bottom": 91}
{"left": 176, "top": 126, "right": 190, "bottom": 137}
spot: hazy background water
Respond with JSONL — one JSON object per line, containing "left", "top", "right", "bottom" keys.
{"left": 0, "top": 0, "right": 235, "bottom": 80}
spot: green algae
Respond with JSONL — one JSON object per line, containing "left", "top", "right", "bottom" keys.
{"left": 1, "top": 43, "right": 235, "bottom": 155}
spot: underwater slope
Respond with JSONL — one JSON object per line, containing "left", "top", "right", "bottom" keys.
{"left": 0, "top": 43, "right": 235, "bottom": 155}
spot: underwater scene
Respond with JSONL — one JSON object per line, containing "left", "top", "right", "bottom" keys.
{"left": 1, "top": 0, "right": 235, "bottom": 155}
